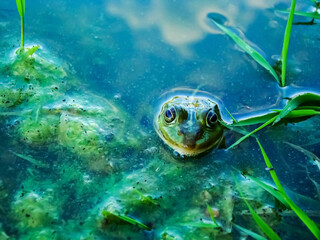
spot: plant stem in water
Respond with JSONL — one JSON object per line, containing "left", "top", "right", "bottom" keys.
{"left": 21, "top": 16, "right": 24, "bottom": 48}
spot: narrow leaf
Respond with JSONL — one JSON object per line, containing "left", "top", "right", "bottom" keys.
{"left": 256, "top": 139, "right": 320, "bottom": 239}
{"left": 233, "top": 173, "right": 281, "bottom": 240}
{"left": 232, "top": 112, "right": 278, "bottom": 127}
{"left": 233, "top": 223, "right": 268, "bottom": 240}
{"left": 279, "top": 10, "right": 320, "bottom": 19}
{"left": 225, "top": 107, "right": 238, "bottom": 124}
{"left": 285, "top": 142, "right": 320, "bottom": 170}
{"left": 26, "top": 45, "right": 39, "bottom": 56}
{"left": 10, "top": 150, "right": 48, "bottom": 168}
{"left": 273, "top": 93, "right": 320, "bottom": 124}
{"left": 244, "top": 174, "right": 289, "bottom": 208}
{"left": 281, "top": 0, "right": 296, "bottom": 87}
{"left": 227, "top": 115, "right": 278, "bottom": 150}
{"left": 209, "top": 17, "right": 280, "bottom": 84}
{"left": 181, "top": 222, "right": 220, "bottom": 228}
{"left": 206, "top": 203, "right": 219, "bottom": 226}
{"left": 16, "top": 0, "right": 25, "bottom": 17}
{"left": 102, "top": 210, "right": 151, "bottom": 231}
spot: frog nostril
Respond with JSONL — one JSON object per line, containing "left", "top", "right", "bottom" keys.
{"left": 179, "top": 129, "right": 185, "bottom": 134}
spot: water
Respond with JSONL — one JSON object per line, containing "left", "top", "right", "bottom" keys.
{"left": 0, "top": 0, "right": 320, "bottom": 239}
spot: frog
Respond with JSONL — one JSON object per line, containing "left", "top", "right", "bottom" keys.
{"left": 155, "top": 95, "right": 225, "bottom": 156}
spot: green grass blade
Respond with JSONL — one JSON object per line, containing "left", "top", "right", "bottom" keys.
{"left": 26, "top": 45, "right": 39, "bottom": 56}
{"left": 10, "top": 150, "right": 48, "bottom": 168}
{"left": 118, "top": 215, "right": 151, "bottom": 231}
{"left": 280, "top": 0, "right": 296, "bottom": 87}
{"left": 102, "top": 210, "right": 151, "bottom": 231}
{"left": 206, "top": 203, "right": 219, "bottom": 226}
{"left": 133, "top": 189, "right": 158, "bottom": 205}
{"left": 279, "top": 10, "right": 320, "bottom": 19}
{"left": 297, "top": 106, "right": 320, "bottom": 111}
{"left": 233, "top": 224, "right": 268, "bottom": 240}
{"left": 273, "top": 93, "right": 320, "bottom": 124}
{"left": 225, "top": 107, "right": 238, "bottom": 124}
{"left": 256, "top": 139, "right": 320, "bottom": 239}
{"left": 15, "top": 0, "right": 25, "bottom": 17}
{"left": 244, "top": 174, "right": 289, "bottom": 208}
{"left": 285, "top": 142, "right": 320, "bottom": 170}
{"left": 285, "top": 109, "right": 320, "bottom": 118}
{"left": 209, "top": 18, "right": 280, "bottom": 84}
{"left": 233, "top": 173, "right": 281, "bottom": 240}
{"left": 15, "top": 0, "right": 25, "bottom": 48}
{"left": 232, "top": 112, "right": 278, "bottom": 127}
{"left": 227, "top": 115, "right": 278, "bottom": 150}
{"left": 181, "top": 222, "right": 220, "bottom": 228}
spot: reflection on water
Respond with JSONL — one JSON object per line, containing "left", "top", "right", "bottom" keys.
{"left": 0, "top": 0, "right": 320, "bottom": 239}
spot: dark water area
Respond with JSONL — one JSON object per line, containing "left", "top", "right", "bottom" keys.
{"left": 0, "top": 0, "right": 320, "bottom": 239}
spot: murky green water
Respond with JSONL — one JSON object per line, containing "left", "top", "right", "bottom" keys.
{"left": 0, "top": 0, "right": 320, "bottom": 239}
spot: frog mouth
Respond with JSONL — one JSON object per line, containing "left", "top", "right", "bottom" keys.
{"left": 183, "top": 141, "right": 196, "bottom": 149}
{"left": 182, "top": 134, "right": 200, "bottom": 150}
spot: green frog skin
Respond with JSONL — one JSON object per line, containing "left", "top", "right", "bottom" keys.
{"left": 155, "top": 96, "right": 225, "bottom": 156}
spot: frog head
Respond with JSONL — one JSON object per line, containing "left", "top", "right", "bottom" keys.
{"left": 155, "top": 96, "right": 225, "bottom": 156}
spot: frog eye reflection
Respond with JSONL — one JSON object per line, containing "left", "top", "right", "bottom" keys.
{"left": 164, "top": 107, "right": 176, "bottom": 123}
{"left": 206, "top": 110, "right": 218, "bottom": 128}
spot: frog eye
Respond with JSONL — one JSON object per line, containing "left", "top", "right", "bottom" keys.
{"left": 164, "top": 107, "right": 176, "bottom": 123}
{"left": 206, "top": 110, "right": 218, "bottom": 128}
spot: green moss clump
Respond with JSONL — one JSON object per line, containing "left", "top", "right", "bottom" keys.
{"left": 6, "top": 47, "right": 67, "bottom": 86}
{"left": 18, "top": 117, "right": 57, "bottom": 145}
{"left": 11, "top": 191, "right": 59, "bottom": 230}
{"left": 58, "top": 114, "right": 106, "bottom": 159}
{"left": 0, "top": 87, "right": 22, "bottom": 108}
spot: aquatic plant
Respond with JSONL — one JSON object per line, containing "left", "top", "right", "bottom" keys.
{"left": 233, "top": 173, "right": 281, "bottom": 240}
{"left": 206, "top": 203, "right": 219, "bottom": 227}
{"left": 101, "top": 210, "right": 151, "bottom": 231}
{"left": 227, "top": 93, "right": 320, "bottom": 149}
{"left": 209, "top": 0, "right": 297, "bottom": 87}
{"left": 280, "top": 0, "right": 320, "bottom": 23}
{"left": 255, "top": 139, "right": 320, "bottom": 239}
{"left": 233, "top": 224, "right": 267, "bottom": 240}
{"left": 280, "top": 0, "right": 296, "bottom": 87}
{"left": 133, "top": 189, "right": 159, "bottom": 206}
{"left": 209, "top": 18, "right": 280, "bottom": 85}
{"left": 15, "top": 0, "right": 25, "bottom": 50}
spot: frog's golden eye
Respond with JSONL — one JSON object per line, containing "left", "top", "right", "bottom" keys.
{"left": 164, "top": 107, "right": 176, "bottom": 123}
{"left": 206, "top": 109, "right": 218, "bottom": 128}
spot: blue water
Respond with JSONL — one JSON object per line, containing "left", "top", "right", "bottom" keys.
{"left": 0, "top": 0, "right": 320, "bottom": 239}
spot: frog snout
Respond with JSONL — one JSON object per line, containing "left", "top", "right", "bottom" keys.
{"left": 178, "top": 127, "right": 203, "bottom": 149}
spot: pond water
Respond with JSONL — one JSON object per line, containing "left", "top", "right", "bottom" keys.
{"left": 0, "top": 0, "right": 320, "bottom": 239}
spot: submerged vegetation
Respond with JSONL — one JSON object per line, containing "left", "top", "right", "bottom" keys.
{"left": 0, "top": 0, "right": 318, "bottom": 239}
{"left": 255, "top": 139, "right": 320, "bottom": 239}
{"left": 209, "top": 0, "right": 298, "bottom": 87}
{"left": 226, "top": 92, "right": 320, "bottom": 149}
{"left": 234, "top": 139, "right": 320, "bottom": 239}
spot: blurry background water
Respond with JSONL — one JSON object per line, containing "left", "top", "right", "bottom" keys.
{"left": 0, "top": 0, "right": 320, "bottom": 239}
